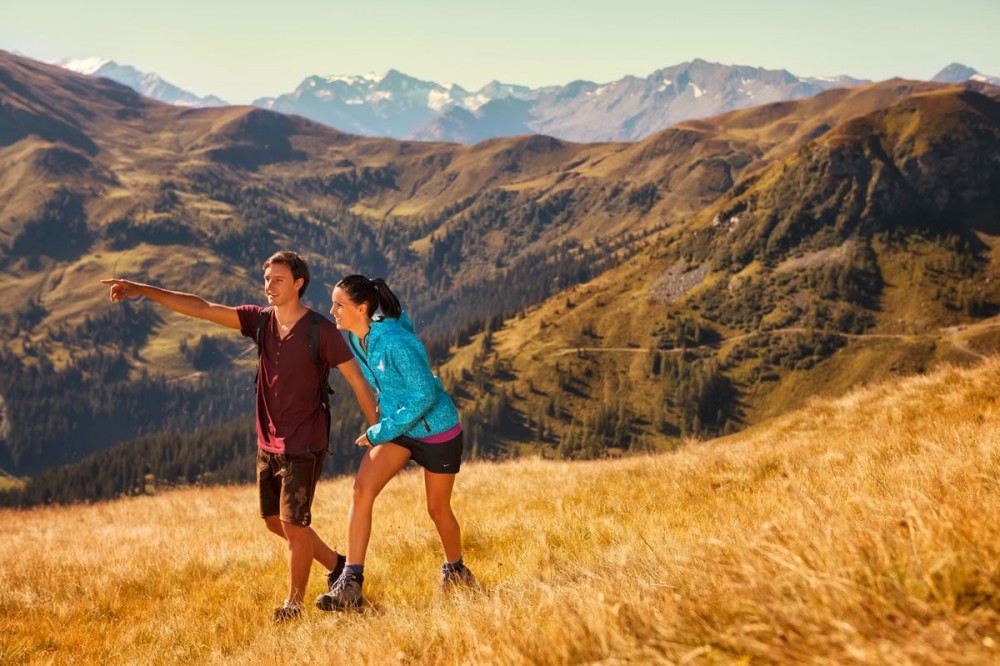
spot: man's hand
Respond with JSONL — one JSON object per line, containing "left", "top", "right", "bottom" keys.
{"left": 98, "top": 278, "right": 241, "bottom": 329}
{"left": 101, "top": 278, "right": 142, "bottom": 302}
{"left": 355, "top": 433, "right": 373, "bottom": 448}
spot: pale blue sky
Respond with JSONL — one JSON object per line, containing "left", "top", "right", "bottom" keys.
{"left": 3, "top": 0, "right": 998, "bottom": 104}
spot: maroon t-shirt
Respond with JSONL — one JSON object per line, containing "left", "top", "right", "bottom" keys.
{"left": 237, "top": 305, "right": 353, "bottom": 455}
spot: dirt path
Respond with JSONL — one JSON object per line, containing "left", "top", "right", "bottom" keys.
{"left": 939, "top": 319, "right": 1000, "bottom": 360}
{"left": 552, "top": 320, "right": 1000, "bottom": 359}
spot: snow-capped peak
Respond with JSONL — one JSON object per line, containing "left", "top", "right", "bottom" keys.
{"left": 322, "top": 74, "right": 361, "bottom": 85}
{"left": 51, "top": 54, "right": 228, "bottom": 107}
{"left": 427, "top": 88, "right": 455, "bottom": 110}
{"left": 54, "top": 56, "right": 112, "bottom": 75}
{"left": 322, "top": 71, "right": 387, "bottom": 86}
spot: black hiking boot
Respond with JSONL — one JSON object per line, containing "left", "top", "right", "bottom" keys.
{"left": 315, "top": 571, "right": 363, "bottom": 611}
{"left": 440, "top": 562, "right": 478, "bottom": 592}
{"left": 271, "top": 599, "right": 304, "bottom": 622}
{"left": 326, "top": 552, "right": 346, "bottom": 591}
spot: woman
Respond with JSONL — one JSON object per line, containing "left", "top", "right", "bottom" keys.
{"left": 317, "top": 275, "right": 475, "bottom": 611}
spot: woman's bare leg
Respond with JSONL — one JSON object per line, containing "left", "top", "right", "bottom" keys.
{"left": 424, "top": 470, "right": 462, "bottom": 562}
{"left": 346, "top": 442, "right": 412, "bottom": 563}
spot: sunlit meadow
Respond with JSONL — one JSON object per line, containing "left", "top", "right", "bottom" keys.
{"left": 2, "top": 359, "right": 999, "bottom": 664}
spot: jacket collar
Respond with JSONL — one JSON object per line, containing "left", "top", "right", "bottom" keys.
{"left": 361, "top": 312, "right": 414, "bottom": 351}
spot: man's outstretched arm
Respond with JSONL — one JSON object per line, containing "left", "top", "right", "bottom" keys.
{"left": 101, "top": 279, "right": 241, "bottom": 330}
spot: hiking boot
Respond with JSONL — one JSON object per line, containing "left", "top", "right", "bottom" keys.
{"left": 326, "top": 553, "right": 346, "bottom": 591}
{"left": 271, "top": 599, "right": 304, "bottom": 622}
{"left": 315, "top": 571, "right": 363, "bottom": 611}
{"left": 440, "top": 563, "right": 478, "bottom": 592}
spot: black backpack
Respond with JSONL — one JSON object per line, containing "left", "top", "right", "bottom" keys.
{"left": 254, "top": 307, "right": 334, "bottom": 431}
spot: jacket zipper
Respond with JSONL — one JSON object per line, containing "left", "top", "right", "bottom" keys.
{"left": 358, "top": 330, "right": 431, "bottom": 433}
{"left": 356, "top": 335, "right": 381, "bottom": 392}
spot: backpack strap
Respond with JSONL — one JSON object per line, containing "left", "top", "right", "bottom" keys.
{"left": 308, "top": 310, "right": 334, "bottom": 413}
{"left": 252, "top": 306, "right": 274, "bottom": 388}
{"left": 255, "top": 306, "right": 274, "bottom": 355}
{"left": 308, "top": 311, "right": 334, "bottom": 446}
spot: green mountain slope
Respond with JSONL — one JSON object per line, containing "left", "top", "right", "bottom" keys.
{"left": 440, "top": 83, "right": 1000, "bottom": 456}
{"left": 1, "top": 47, "right": 997, "bottom": 484}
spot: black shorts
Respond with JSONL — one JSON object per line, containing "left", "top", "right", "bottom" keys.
{"left": 391, "top": 431, "right": 463, "bottom": 474}
{"left": 257, "top": 449, "right": 326, "bottom": 526}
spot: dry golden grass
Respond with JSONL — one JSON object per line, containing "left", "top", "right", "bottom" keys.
{"left": 3, "top": 358, "right": 1000, "bottom": 665}
{"left": 0, "top": 473, "right": 24, "bottom": 492}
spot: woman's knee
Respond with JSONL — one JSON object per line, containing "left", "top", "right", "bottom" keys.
{"left": 426, "top": 501, "right": 454, "bottom": 524}
{"left": 351, "top": 480, "right": 379, "bottom": 507}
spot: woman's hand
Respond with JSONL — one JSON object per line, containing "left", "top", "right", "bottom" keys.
{"left": 355, "top": 433, "right": 372, "bottom": 448}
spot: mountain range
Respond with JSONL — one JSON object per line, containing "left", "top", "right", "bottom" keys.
{"left": 2, "top": 49, "right": 999, "bottom": 493}
{"left": 41, "top": 54, "right": 978, "bottom": 143}
{"left": 52, "top": 54, "right": 1000, "bottom": 144}
{"left": 254, "top": 60, "right": 868, "bottom": 142}
{"left": 56, "top": 57, "right": 228, "bottom": 107}
{"left": 932, "top": 62, "right": 1000, "bottom": 86}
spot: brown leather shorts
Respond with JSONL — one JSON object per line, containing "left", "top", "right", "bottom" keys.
{"left": 257, "top": 448, "right": 326, "bottom": 527}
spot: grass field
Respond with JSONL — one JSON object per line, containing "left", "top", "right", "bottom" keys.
{"left": 2, "top": 358, "right": 999, "bottom": 664}
{"left": 0, "top": 473, "right": 24, "bottom": 492}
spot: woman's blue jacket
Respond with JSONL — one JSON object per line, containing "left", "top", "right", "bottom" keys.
{"left": 346, "top": 312, "right": 460, "bottom": 445}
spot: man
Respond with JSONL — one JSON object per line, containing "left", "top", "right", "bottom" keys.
{"left": 101, "top": 251, "right": 378, "bottom": 622}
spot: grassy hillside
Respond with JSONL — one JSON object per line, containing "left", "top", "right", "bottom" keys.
{"left": 2, "top": 358, "right": 998, "bottom": 664}
{"left": 442, "top": 83, "right": 1000, "bottom": 454}
{"left": 3, "top": 48, "right": 999, "bottom": 482}
{"left": 2, "top": 51, "right": 988, "bottom": 361}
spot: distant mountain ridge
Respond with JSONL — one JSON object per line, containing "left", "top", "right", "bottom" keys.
{"left": 55, "top": 57, "right": 228, "bottom": 107}
{"left": 413, "top": 61, "right": 870, "bottom": 143}
{"left": 2, "top": 49, "right": 999, "bottom": 484}
{"left": 257, "top": 59, "right": 870, "bottom": 142}
{"left": 52, "top": 54, "right": 1000, "bottom": 144}
{"left": 253, "top": 68, "right": 475, "bottom": 137}
{"left": 48, "top": 54, "right": 869, "bottom": 140}
{"left": 933, "top": 62, "right": 1000, "bottom": 86}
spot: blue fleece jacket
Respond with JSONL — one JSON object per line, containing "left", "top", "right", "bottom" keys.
{"left": 347, "top": 312, "right": 460, "bottom": 445}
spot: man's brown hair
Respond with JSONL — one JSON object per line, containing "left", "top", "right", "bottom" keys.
{"left": 263, "top": 251, "right": 310, "bottom": 298}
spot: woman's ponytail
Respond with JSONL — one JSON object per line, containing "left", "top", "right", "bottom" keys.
{"left": 370, "top": 278, "right": 402, "bottom": 319}
{"left": 336, "top": 274, "right": 402, "bottom": 319}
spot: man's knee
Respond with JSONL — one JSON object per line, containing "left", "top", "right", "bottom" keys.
{"left": 281, "top": 521, "right": 310, "bottom": 541}
{"left": 264, "top": 514, "right": 284, "bottom": 535}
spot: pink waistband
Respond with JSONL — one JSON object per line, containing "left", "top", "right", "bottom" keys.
{"left": 417, "top": 423, "right": 463, "bottom": 444}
